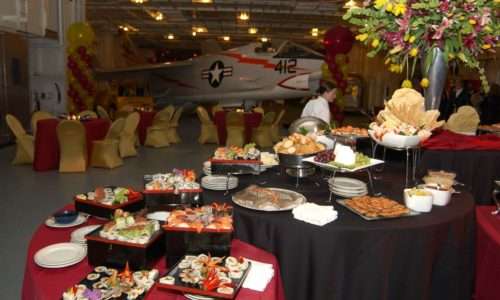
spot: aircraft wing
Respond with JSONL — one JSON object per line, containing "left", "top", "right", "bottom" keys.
{"left": 94, "top": 60, "right": 193, "bottom": 80}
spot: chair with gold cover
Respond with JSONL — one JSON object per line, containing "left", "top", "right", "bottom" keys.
{"left": 96, "top": 105, "right": 111, "bottom": 120}
{"left": 119, "top": 112, "right": 140, "bottom": 157}
{"left": 253, "top": 106, "right": 265, "bottom": 114}
{"left": 144, "top": 106, "right": 173, "bottom": 148}
{"left": 31, "top": 111, "right": 55, "bottom": 136}
{"left": 167, "top": 106, "right": 183, "bottom": 144}
{"left": 271, "top": 109, "right": 286, "bottom": 142}
{"left": 225, "top": 111, "right": 245, "bottom": 147}
{"left": 56, "top": 120, "right": 87, "bottom": 172}
{"left": 211, "top": 104, "right": 223, "bottom": 117}
{"left": 78, "top": 110, "right": 98, "bottom": 119}
{"left": 196, "top": 106, "right": 218, "bottom": 144}
{"left": 5, "top": 114, "right": 34, "bottom": 164}
{"left": 90, "top": 118, "right": 124, "bottom": 169}
{"left": 251, "top": 111, "right": 276, "bottom": 148}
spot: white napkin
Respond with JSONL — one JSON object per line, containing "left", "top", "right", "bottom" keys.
{"left": 292, "top": 203, "right": 338, "bottom": 226}
{"left": 242, "top": 259, "right": 275, "bottom": 292}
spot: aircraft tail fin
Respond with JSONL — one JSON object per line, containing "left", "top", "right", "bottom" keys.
{"left": 201, "top": 39, "right": 222, "bottom": 55}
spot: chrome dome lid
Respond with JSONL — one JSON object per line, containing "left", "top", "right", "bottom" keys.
{"left": 288, "top": 117, "right": 329, "bottom": 135}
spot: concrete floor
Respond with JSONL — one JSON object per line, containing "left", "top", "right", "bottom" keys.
{"left": 0, "top": 115, "right": 218, "bottom": 298}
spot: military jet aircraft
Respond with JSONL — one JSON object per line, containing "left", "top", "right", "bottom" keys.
{"left": 96, "top": 40, "right": 325, "bottom": 107}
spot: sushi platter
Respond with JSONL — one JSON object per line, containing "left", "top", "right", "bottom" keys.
{"left": 210, "top": 144, "right": 263, "bottom": 175}
{"left": 74, "top": 186, "right": 144, "bottom": 219}
{"left": 143, "top": 169, "right": 201, "bottom": 193}
{"left": 157, "top": 254, "right": 251, "bottom": 299}
{"left": 232, "top": 185, "right": 307, "bottom": 212}
{"left": 61, "top": 264, "right": 158, "bottom": 300}
{"left": 336, "top": 196, "right": 419, "bottom": 221}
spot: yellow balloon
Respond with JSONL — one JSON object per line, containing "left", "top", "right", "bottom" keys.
{"left": 67, "top": 22, "right": 95, "bottom": 48}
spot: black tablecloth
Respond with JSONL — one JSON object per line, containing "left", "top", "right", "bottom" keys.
{"left": 418, "top": 149, "right": 500, "bottom": 205}
{"left": 201, "top": 167, "right": 475, "bottom": 300}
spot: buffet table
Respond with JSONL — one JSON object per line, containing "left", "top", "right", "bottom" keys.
{"left": 202, "top": 168, "right": 475, "bottom": 300}
{"left": 21, "top": 204, "right": 285, "bottom": 300}
{"left": 214, "top": 111, "right": 262, "bottom": 145}
{"left": 419, "top": 131, "right": 500, "bottom": 204}
{"left": 33, "top": 119, "right": 110, "bottom": 171}
{"left": 475, "top": 206, "right": 500, "bottom": 300}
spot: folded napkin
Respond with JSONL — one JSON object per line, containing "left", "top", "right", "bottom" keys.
{"left": 292, "top": 203, "right": 338, "bottom": 226}
{"left": 242, "top": 259, "right": 275, "bottom": 292}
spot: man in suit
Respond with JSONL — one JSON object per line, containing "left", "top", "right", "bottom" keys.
{"left": 450, "top": 79, "right": 471, "bottom": 112}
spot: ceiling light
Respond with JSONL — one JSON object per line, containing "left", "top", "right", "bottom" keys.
{"left": 344, "top": 0, "right": 359, "bottom": 9}
{"left": 222, "top": 36, "right": 230, "bottom": 41}
{"left": 260, "top": 37, "right": 269, "bottom": 43}
{"left": 192, "top": 26, "right": 207, "bottom": 33}
{"left": 312, "top": 28, "right": 319, "bottom": 34}
{"left": 192, "top": 0, "right": 212, "bottom": 3}
{"left": 192, "top": 31, "right": 197, "bottom": 36}
{"left": 118, "top": 25, "right": 138, "bottom": 32}
{"left": 167, "top": 33, "right": 174, "bottom": 40}
{"left": 154, "top": 11, "right": 163, "bottom": 21}
{"left": 130, "top": 0, "right": 148, "bottom": 3}
{"left": 248, "top": 27, "right": 258, "bottom": 34}
{"left": 311, "top": 32, "right": 318, "bottom": 37}
{"left": 238, "top": 12, "right": 250, "bottom": 21}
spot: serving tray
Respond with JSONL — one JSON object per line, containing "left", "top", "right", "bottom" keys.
{"left": 336, "top": 199, "right": 419, "bottom": 221}
{"left": 74, "top": 192, "right": 144, "bottom": 219}
{"left": 157, "top": 256, "right": 251, "bottom": 299}
{"left": 303, "top": 156, "right": 384, "bottom": 173}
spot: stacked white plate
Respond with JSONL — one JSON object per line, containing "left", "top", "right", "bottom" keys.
{"left": 202, "top": 161, "right": 212, "bottom": 175}
{"left": 70, "top": 225, "right": 100, "bottom": 246}
{"left": 201, "top": 175, "right": 238, "bottom": 191}
{"left": 328, "top": 177, "right": 368, "bottom": 198}
{"left": 34, "top": 242, "right": 87, "bottom": 268}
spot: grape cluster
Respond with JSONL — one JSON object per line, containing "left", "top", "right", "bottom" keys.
{"left": 314, "top": 150, "right": 335, "bottom": 163}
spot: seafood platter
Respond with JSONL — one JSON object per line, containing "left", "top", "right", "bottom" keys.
{"left": 232, "top": 185, "right": 307, "bottom": 212}
{"left": 157, "top": 254, "right": 251, "bottom": 299}
{"left": 330, "top": 126, "right": 369, "bottom": 138}
{"left": 74, "top": 186, "right": 144, "bottom": 219}
{"left": 304, "top": 144, "right": 384, "bottom": 172}
{"left": 86, "top": 210, "right": 165, "bottom": 269}
{"left": 210, "top": 144, "right": 262, "bottom": 175}
{"left": 142, "top": 169, "right": 202, "bottom": 211}
{"left": 162, "top": 204, "right": 233, "bottom": 267}
{"left": 62, "top": 264, "right": 158, "bottom": 300}
{"left": 336, "top": 195, "right": 418, "bottom": 221}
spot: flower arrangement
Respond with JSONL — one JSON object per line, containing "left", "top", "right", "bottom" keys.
{"left": 343, "top": 0, "right": 499, "bottom": 92}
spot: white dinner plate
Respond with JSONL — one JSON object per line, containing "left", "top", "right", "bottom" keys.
{"left": 331, "top": 189, "right": 368, "bottom": 198}
{"left": 328, "top": 177, "right": 367, "bottom": 188}
{"left": 184, "top": 294, "right": 214, "bottom": 300}
{"left": 304, "top": 156, "right": 384, "bottom": 172}
{"left": 70, "top": 225, "right": 101, "bottom": 243}
{"left": 146, "top": 211, "right": 170, "bottom": 222}
{"left": 45, "top": 214, "right": 88, "bottom": 228}
{"left": 34, "top": 243, "right": 86, "bottom": 268}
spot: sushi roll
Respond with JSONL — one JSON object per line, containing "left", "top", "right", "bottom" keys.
{"left": 75, "top": 194, "right": 87, "bottom": 201}
{"left": 184, "top": 255, "right": 197, "bottom": 261}
{"left": 229, "top": 270, "right": 243, "bottom": 279}
{"left": 127, "top": 290, "right": 140, "bottom": 300}
{"left": 159, "top": 275, "right": 175, "bottom": 285}
{"left": 191, "top": 260, "right": 204, "bottom": 270}
{"left": 217, "top": 286, "right": 234, "bottom": 295}
{"left": 238, "top": 258, "right": 249, "bottom": 270}
{"left": 225, "top": 256, "right": 238, "bottom": 267}
{"left": 86, "top": 273, "right": 100, "bottom": 281}
{"left": 220, "top": 277, "right": 232, "bottom": 284}
{"left": 148, "top": 269, "right": 159, "bottom": 281}
{"left": 179, "top": 260, "right": 191, "bottom": 269}
{"left": 94, "top": 266, "right": 107, "bottom": 273}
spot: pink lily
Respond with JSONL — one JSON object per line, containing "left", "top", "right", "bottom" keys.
{"left": 431, "top": 17, "right": 452, "bottom": 40}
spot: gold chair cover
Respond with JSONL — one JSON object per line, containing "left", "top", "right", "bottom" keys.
{"left": 91, "top": 120, "right": 123, "bottom": 169}
{"left": 271, "top": 109, "right": 286, "bottom": 142}
{"left": 144, "top": 107, "right": 172, "bottom": 148}
{"left": 211, "top": 104, "right": 223, "bottom": 116}
{"left": 56, "top": 120, "right": 87, "bottom": 172}
{"left": 251, "top": 111, "right": 276, "bottom": 147}
{"left": 31, "top": 111, "right": 55, "bottom": 136}
{"left": 226, "top": 111, "right": 245, "bottom": 147}
{"left": 167, "top": 107, "right": 184, "bottom": 144}
{"left": 119, "top": 112, "right": 140, "bottom": 157}
{"left": 78, "top": 110, "right": 98, "bottom": 119}
{"left": 196, "top": 106, "right": 218, "bottom": 144}
{"left": 5, "top": 114, "right": 34, "bottom": 164}
{"left": 96, "top": 105, "right": 111, "bottom": 120}
{"left": 253, "top": 107, "right": 265, "bottom": 114}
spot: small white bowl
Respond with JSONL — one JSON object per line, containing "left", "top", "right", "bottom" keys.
{"left": 423, "top": 185, "right": 452, "bottom": 206}
{"left": 369, "top": 130, "right": 420, "bottom": 148}
{"left": 404, "top": 189, "right": 433, "bottom": 212}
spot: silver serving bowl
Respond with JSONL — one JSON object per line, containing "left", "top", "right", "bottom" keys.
{"left": 278, "top": 152, "right": 317, "bottom": 169}
{"left": 289, "top": 117, "right": 329, "bottom": 135}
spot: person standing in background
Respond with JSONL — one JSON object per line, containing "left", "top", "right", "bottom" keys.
{"left": 301, "top": 80, "right": 337, "bottom": 125}
{"left": 450, "top": 79, "right": 471, "bottom": 112}
{"left": 480, "top": 83, "right": 500, "bottom": 125}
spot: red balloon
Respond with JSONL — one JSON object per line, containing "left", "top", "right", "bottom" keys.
{"left": 334, "top": 72, "right": 343, "bottom": 81}
{"left": 78, "top": 46, "right": 87, "bottom": 56}
{"left": 338, "top": 80, "right": 348, "bottom": 90}
{"left": 323, "top": 26, "right": 354, "bottom": 56}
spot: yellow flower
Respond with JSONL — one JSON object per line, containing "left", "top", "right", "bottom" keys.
{"left": 386, "top": 3, "right": 394, "bottom": 12}
{"left": 458, "top": 52, "right": 468, "bottom": 63}
{"left": 374, "top": 0, "right": 388, "bottom": 9}
{"left": 420, "top": 78, "right": 430, "bottom": 88}
{"left": 401, "top": 80, "right": 412, "bottom": 88}
{"left": 371, "top": 39, "right": 380, "bottom": 48}
{"left": 403, "top": 34, "right": 409, "bottom": 42}
{"left": 389, "top": 45, "right": 403, "bottom": 54}
{"left": 389, "top": 64, "right": 403, "bottom": 73}
{"left": 409, "top": 36, "right": 416, "bottom": 43}
{"left": 355, "top": 34, "right": 368, "bottom": 42}
{"left": 482, "top": 44, "right": 492, "bottom": 50}
{"left": 448, "top": 53, "right": 455, "bottom": 60}
{"left": 385, "top": 58, "right": 391, "bottom": 65}
{"left": 409, "top": 48, "right": 419, "bottom": 57}
{"left": 469, "top": 19, "right": 476, "bottom": 25}
{"left": 484, "top": 26, "right": 493, "bottom": 33}
{"left": 393, "top": 3, "right": 406, "bottom": 16}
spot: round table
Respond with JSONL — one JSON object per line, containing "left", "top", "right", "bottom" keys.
{"left": 202, "top": 167, "right": 475, "bottom": 300}
{"left": 22, "top": 205, "right": 285, "bottom": 300}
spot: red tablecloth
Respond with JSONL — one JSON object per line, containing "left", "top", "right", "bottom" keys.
{"left": 214, "top": 111, "right": 262, "bottom": 145}
{"left": 138, "top": 111, "right": 157, "bottom": 145}
{"left": 33, "top": 119, "right": 110, "bottom": 171}
{"left": 422, "top": 130, "right": 500, "bottom": 150}
{"left": 475, "top": 206, "right": 500, "bottom": 300}
{"left": 22, "top": 204, "right": 285, "bottom": 300}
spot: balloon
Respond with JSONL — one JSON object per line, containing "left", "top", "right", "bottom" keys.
{"left": 328, "top": 63, "right": 338, "bottom": 74}
{"left": 334, "top": 72, "right": 343, "bottom": 82}
{"left": 338, "top": 80, "right": 348, "bottom": 90}
{"left": 323, "top": 26, "right": 354, "bottom": 56}
{"left": 340, "top": 65, "right": 349, "bottom": 76}
{"left": 77, "top": 46, "right": 87, "bottom": 56}
{"left": 67, "top": 22, "right": 95, "bottom": 48}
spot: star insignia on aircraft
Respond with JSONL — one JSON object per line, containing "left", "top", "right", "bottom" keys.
{"left": 202, "top": 61, "right": 233, "bottom": 88}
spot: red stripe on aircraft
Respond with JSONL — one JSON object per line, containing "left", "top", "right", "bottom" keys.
{"left": 277, "top": 73, "right": 311, "bottom": 91}
{"left": 221, "top": 53, "right": 276, "bottom": 69}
